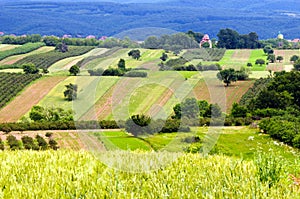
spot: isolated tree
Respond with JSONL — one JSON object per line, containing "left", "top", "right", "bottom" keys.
{"left": 160, "top": 52, "right": 168, "bottom": 61}
{"left": 128, "top": 49, "right": 141, "bottom": 60}
{"left": 69, "top": 65, "right": 80, "bottom": 76}
{"left": 42, "top": 67, "right": 49, "bottom": 74}
{"left": 290, "top": 55, "right": 299, "bottom": 62}
{"left": 217, "top": 68, "right": 238, "bottom": 86}
{"left": 22, "top": 63, "right": 39, "bottom": 74}
{"left": 267, "top": 54, "right": 276, "bottom": 63}
{"left": 263, "top": 46, "right": 274, "bottom": 54}
{"left": 64, "top": 83, "right": 78, "bottom": 101}
{"left": 255, "top": 59, "right": 265, "bottom": 66}
{"left": 55, "top": 42, "right": 68, "bottom": 52}
{"left": 247, "top": 62, "right": 253, "bottom": 67}
{"left": 276, "top": 56, "right": 283, "bottom": 62}
{"left": 125, "top": 114, "right": 154, "bottom": 136}
{"left": 294, "top": 59, "right": 300, "bottom": 71}
{"left": 117, "top": 58, "right": 126, "bottom": 70}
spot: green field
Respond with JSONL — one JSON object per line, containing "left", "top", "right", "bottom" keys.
{"left": 94, "top": 131, "right": 152, "bottom": 150}
{"left": 0, "top": 150, "right": 298, "bottom": 198}
{"left": 86, "top": 126, "right": 300, "bottom": 162}
{"left": 248, "top": 49, "right": 268, "bottom": 71}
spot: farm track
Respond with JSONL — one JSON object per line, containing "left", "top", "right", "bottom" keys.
{"left": 0, "top": 76, "right": 66, "bottom": 122}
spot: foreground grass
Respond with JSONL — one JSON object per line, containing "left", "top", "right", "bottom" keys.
{"left": 0, "top": 150, "right": 298, "bottom": 198}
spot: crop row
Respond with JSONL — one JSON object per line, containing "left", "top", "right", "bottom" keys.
{"left": 0, "top": 73, "right": 41, "bottom": 109}
{"left": 183, "top": 48, "right": 226, "bottom": 61}
{"left": 0, "top": 42, "right": 45, "bottom": 61}
{"left": 16, "top": 46, "right": 95, "bottom": 68}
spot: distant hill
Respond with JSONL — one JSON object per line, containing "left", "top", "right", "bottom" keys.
{"left": 0, "top": 0, "right": 299, "bottom": 40}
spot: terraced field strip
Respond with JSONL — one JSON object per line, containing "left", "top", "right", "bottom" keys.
{"left": 84, "top": 48, "right": 129, "bottom": 70}
{"left": 35, "top": 76, "right": 119, "bottom": 120}
{"left": 0, "top": 46, "right": 54, "bottom": 65}
{"left": 248, "top": 49, "right": 267, "bottom": 71}
{"left": 79, "top": 79, "right": 119, "bottom": 121}
{"left": 48, "top": 48, "right": 109, "bottom": 73}
{"left": 225, "top": 80, "right": 254, "bottom": 112}
{"left": 0, "top": 44, "right": 20, "bottom": 51}
{"left": 0, "top": 76, "right": 66, "bottom": 122}
{"left": 93, "top": 131, "right": 152, "bottom": 151}
{"left": 125, "top": 49, "right": 164, "bottom": 69}
{"left": 192, "top": 78, "right": 254, "bottom": 112}
{"left": 218, "top": 49, "right": 252, "bottom": 70}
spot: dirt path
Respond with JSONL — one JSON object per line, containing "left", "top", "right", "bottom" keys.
{"left": 0, "top": 76, "right": 66, "bottom": 122}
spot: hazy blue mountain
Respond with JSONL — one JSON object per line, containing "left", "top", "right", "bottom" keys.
{"left": 0, "top": 0, "right": 299, "bottom": 40}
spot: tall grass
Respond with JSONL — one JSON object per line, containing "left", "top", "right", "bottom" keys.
{"left": 0, "top": 150, "right": 298, "bottom": 198}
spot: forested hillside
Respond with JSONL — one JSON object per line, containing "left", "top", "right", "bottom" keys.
{"left": 0, "top": 0, "right": 299, "bottom": 39}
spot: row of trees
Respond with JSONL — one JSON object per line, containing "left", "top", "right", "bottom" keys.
{"left": 1, "top": 134, "right": 58, "bottom": 150}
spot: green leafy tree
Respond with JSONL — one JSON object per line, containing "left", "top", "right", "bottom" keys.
{"left": 64, "top": 83, "right": 78, "bottom": 101}
{"left": 7, "top": 135, "right": 21, "bottom": 150}
{"left": 217, "top": 68, "right": 238, "bottom": 86}
{"left": 255, "top": 59, "right": 265, "bottom": 66}
{"left": 276, "top": 56, "right": 283, "bottom": 62}
{"left": 22, "top": 136, "right": 38, "bottom": 150}
{"left": 160, "top": 52, "right": 168, "bottom": 61}
{"left": 118, "top": 58, "right": 126, "bottom": 70}
{"left": 55, "top": 42, "right": 68, "bottom": 52}
{"left": 290, "top": 55, "right": 299, "bottom": 62}
{"left": 204, "top": 104, "right": 222, "bottom": 118}
{"left": 125, "top": 114, "right": 158, "bottom": 137}
{"left": 247, "top": 62, "right": 253, "bottom": 67}
{"left": 231, "top": 103, "right": 248, "bottom": 117}
{"left": 36, "top": 135, "right": 48, "bottom": 150}
{"left": 128, "top": 49, "right": 141, "bottom": 60}
{"left": 267, "top": 54, "right": 276, "bottom": 63}
{"left": 263, "top": 46, "right": 274, "bottom": 54}
{"left": 29, "top": 106, "right": 73, "bottom": 122}
{"left": 22, "top": 63, "right": 39, "bottom": 74}
{"left": 69, "top": 65, "right": 80, "bottom": 76}
{"left": 294, "top": 59, "right": 300, "bottom": 71}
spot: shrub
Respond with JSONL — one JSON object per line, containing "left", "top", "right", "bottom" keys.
{"left": 36, "top": 135, "right": 48, "bottom": 150}
{"left": 88, "top": 68, "right": 104, "bottom": 76}
{"left": 21, "top": 136, "right": 38, "bottom": 150}
{"left": 49, "top": 139, "right": 59, "bottom": 150}
{"left": 0, "top": 138, "right": 4, "bottom": 150}
{"left": 7, "top": 135, "right": 21, "bottom": 150}
{"left": 124, "top": 71, "right": 147, "bottom": 78}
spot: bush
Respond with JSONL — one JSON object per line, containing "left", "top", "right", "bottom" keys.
{"left": 0, "top": 138, "right": 4, "bottom": 150}
{"left": 36, "top": 135, "right": 48, "bottom": 150}
{"left": 124, "top": 71, "right": 147, "bottom": 77}
{"left": 21, "top": 136, "right": 38, "bottom": 150}
{"left": 7, "top": 135, "right": 21, "bottom": 150}
{"left": 102, "top": 68, "right": 125, "bottom": 76}
{"left": 88, "top": 68, "right": 104, "bottom": 76}
{"left": 49, "top": 139, "right": 59, "bottom": 150}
